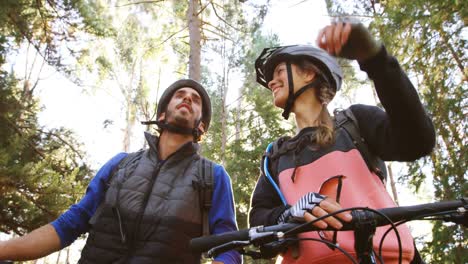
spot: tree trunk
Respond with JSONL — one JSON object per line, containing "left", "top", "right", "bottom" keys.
{"left": 438, "top": 29, "right": 468, "bottom": 82}
{"left": 123, "top": 96, "right": 133, "bottom": 152}
{"left": 220, "top": 39, "right": 228, "bottom": 165}
{"left": 66, "top": 246, "right": 70, "bottom": 264}
{"left": 235, "top": 86, "right": 244, "bottom": 141}
{"left": 56, "top": 249, "right": 62, "bottom": 264}
{"left": 387, "top": 163, "right": 399, "bottom": 205}
{"left": 187, "top": 0, "right": 201, "bottom": 81}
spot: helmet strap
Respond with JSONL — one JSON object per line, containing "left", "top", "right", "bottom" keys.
{"left": 152, "top": 119, "right": 202, "bottom": 142}
{"left": 155, "top": 120, "right": 193, "bottom": 135}
{"left": 294, "top": 78, "right": 322, "bottom": 99}
{"left": 282, "top": 63, "right": 295, "bottom": 119}
{"left": 282, "top": 62, "right": 323, "bottom": 120}
{"left": 191, "top": 119, "right": 203, "bottom": 142}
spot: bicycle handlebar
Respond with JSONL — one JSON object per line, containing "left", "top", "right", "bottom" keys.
{"left": 190, "top": 198, "right": 467, "bottom": 254}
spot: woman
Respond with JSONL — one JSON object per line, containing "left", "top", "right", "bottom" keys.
{"left": 249, "top": 22, "right": 434, "bottom": 264}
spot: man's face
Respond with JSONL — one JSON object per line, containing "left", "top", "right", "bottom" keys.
{"left": 160, "top": 87, "right": 204, "bottom": 131}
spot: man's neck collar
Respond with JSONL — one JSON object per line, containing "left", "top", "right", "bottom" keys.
{"left": 158, "top": 130, "right": 196, "bottom": 160}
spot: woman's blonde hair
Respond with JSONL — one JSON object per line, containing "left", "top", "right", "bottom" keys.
{"left": 293, "top": 58, "right": 335, "bottom": 147}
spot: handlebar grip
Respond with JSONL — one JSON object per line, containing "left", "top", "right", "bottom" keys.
{"left": 190, "top": 229, "right": 249, "bottom": 253}
{"left": 375, "top": 199, "right": 466, "bottom": 225}
{"left": 338, "top": 199, "right": 467, "bottom": 230}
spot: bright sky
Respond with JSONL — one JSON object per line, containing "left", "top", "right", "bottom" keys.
{"left": 3, "top": 0, "right": 432, "bottom": 262}
{"left": 262, "top": 0, "right": 330, "bottom": 45}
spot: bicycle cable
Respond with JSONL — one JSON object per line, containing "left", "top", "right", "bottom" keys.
{"left": 282, "top": 206, "right": 402, "bottom": 264}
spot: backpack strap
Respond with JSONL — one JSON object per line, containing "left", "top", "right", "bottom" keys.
{"left": 90, "top": 149, "right": 145, "bottom": 227}
{"left": 264, "top": 136, "right": 291, "bottom": 169}
{"left": 197, "top": 157, "right": 214, "bottom": 237}
{"left": 334, "top": 108, "right": 387, "bottom": 182}
{"left": 109, "top": 149, "right": 145, "bottom": 197}
{"left": 106, "top": 149, "right": 145, "bottom": 190}
{"left": 262, "top": 140, "right": 288, "bottom": 205}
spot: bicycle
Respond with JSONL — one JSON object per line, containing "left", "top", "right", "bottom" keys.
{"left": 190, "top": 198, "right": 467, "bottom": 264}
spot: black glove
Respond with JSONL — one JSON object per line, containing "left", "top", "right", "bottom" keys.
{"left": 277, "top": 192, "right": 326, "bottom": 224}
{"left": 339, "top": 23, "right": 382, "bottom": 61}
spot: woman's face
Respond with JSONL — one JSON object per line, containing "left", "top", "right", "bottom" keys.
{"left": 268, "top": 62, "right": 314, "bottom": 108}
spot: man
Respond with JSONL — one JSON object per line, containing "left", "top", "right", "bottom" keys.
{"left": 0, "top": 79, "right": 242, "bottom": 264}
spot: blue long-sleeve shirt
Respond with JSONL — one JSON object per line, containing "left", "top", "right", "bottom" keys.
{"left": 52, "top": 153, "right": 242, "bottom": 263}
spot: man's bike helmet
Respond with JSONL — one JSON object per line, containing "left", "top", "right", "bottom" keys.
{"left": 142, "top": 79, "right": 211, "bottom": 141}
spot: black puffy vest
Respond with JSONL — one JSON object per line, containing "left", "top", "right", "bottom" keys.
{"left": 79, "top": 133, "right": 210, "bottom": 264}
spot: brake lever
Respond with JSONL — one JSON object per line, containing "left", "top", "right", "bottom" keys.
{"left": 207, "top": 226, "right": 288, "bottom": 258}
{"left": 249, "top": 226, "right": 284, "bottom": 246}
{"left": 442, "top": 207, "right": 467, "bottom": 227}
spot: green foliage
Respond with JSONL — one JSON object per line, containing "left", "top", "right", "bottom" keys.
{"left": 0, "top": 0, "right": 114, "bottom": 71}
{"left": 194, "top": 0, "right": 278, "bottom": 231}
{"left": 71, "top": 0, "right": 116, "bottom": 37}
{"left": 0, "top": 71, "right": 91, "bottom": 235}
{"left": 202, "top": 25, "right": 290, "bottom": 231}
{"left": 327, "top": 1, "right": 467, "bottom": 262}
{"left": 231, "top": 33, "right": 292, "bottom": 229}
{"left": 73, "top": 3, "right": 182, "bottom": 150}
{"left": 421, "top": 221, "right": 467, "bottom": 264}
{"left": 227, "top": 30, "right": 288, "bottom": 264}
{"left": 0, "top": 0, "right": 115, "bottom": 236}
{"left": 198, "top": 3, "right": 285, "bottom": 256}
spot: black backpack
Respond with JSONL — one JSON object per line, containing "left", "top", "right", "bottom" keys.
{"left": 265, "top": 108, "right": 387, "bottom": 183}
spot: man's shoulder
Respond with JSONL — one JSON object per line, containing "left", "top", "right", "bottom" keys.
{"left": 198, "top": 155, "right": 215, "bottom": 163}
{"left": 118, "top": 149, "right": 146, "bottom": 166}
{"left": 98, "top": 152, "right": 129, "bottom": 173}
{"left": 197, "top": 156, "right": 221, "bottom": 169}
{"left": 109, "top": 152, "right": 130, "bottom": 163}
{"left": 196, "top": 157, "right": 231, "bottom": 184}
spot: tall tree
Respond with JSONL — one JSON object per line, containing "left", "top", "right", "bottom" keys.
{"left": 229, "top": 31, "right": 291, "bottom": 264}
{"left": 187, "top": 0, "right": 202, "bottom": 81}
{"left": 0, "top": 0, "right": 114, "bottom": 77}
{"left": 0, "top": 70, "right": 91, "bottom": 235}
{"left": 74, "top": 2, "right": 180, "bottom": 151}
{"left": 203, "top": 27, "right": 290, "bottom": 229}
{"left": 0, "top": 0, "right": 114, "bottom": 235}
{"left": 73, "top": 0, "right": 263, "bottom": 151}
{"left": 194, "top": 1, "right": 277, "bottom": 233}
{"left": 326, "top": 1, "right": 467, "bottom": 262}
{"left": 201, "top": 29, "right": 286, "bottom": 264}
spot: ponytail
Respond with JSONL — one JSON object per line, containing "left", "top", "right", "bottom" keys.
{"left": 294, "top": 58, "right": 336, "bottom": 147}
{"left": 315, "top": 105, "right": 335, "bottom": 147}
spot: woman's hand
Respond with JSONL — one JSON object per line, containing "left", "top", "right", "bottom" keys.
{"left": 316, "top": 22, "right": 382, "bottom": 62}
{"left": 316, "top": 22, "right": 352, "bottom": 57}
{"left": 305, "top": 197, "right": 352, "bottom": 229}
{"left": 277, "top": 192, "right": 352, "bottom": 230}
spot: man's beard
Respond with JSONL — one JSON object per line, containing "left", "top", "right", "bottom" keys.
{"left": 165, "top": 108, "right": 192, "bottom": 128}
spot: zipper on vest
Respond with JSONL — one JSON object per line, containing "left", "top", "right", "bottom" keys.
{"left": 125, "top": 142, "right": 196, "bottom": 257}
{"left": 111, "top": 167, "right": 128, "bottom": 244}
{"left": 113, "top": 207, "right": 126, "bottom": 243}
{"left": 127, "top": 161, "right": 161, "bottom": 254}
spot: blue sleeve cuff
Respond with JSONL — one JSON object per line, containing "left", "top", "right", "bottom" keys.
{"left": 51, "top": 204, "right": 92, "bottom": 247}
{"left": 214, "top": 252, "right": 243, "bottom": 264}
